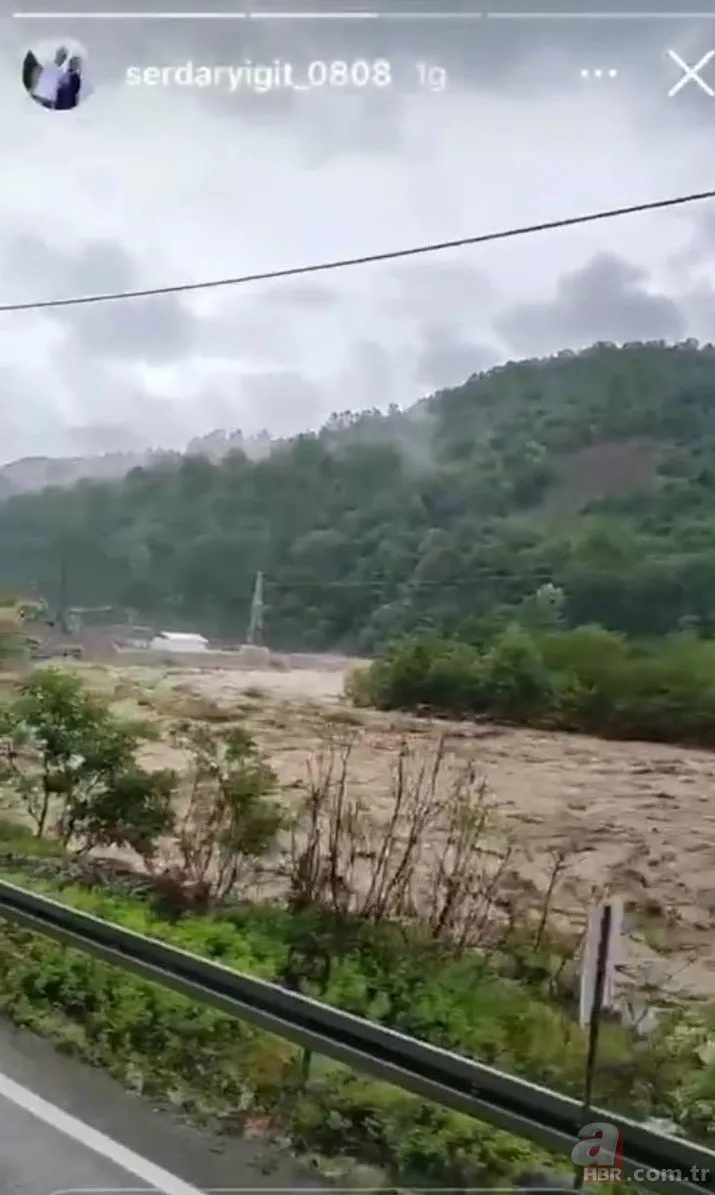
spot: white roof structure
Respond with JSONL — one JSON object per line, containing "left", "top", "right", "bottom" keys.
{"left": 156, "top": 631, "right": 207, "bottom": 642}
{"left": 150, "top": 631, "right": 209, "bottom": 651}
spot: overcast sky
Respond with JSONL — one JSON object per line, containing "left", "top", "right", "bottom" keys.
{"left": 2, "top": 0, "right": 715, "bottom": 462}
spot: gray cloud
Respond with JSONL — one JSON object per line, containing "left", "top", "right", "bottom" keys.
{"left": 678, "top": 282, "right": 715, "bottom": 344}
{"left": 414, "top": 326, "right": 499, "bottom": 391}
{"left": 344, "top": 340, "right": 400, "bottom": 407}
{"left": 72, "top": 292, "right": 196, "bottom": 362}
{"left": 670, "top": 207, "right": 715, "bottom": 276}
{"left": 233, "top": 370, "right": 325, "bottom": 431}
{"left": 0, "top": 363, "right": 67, "bottom": 463}
{"left": 5, "top": 234, "right": 196, "bottom": 361}
{"left": 259, "top": 282, "right": 340, "bottom": 309}
{"left": 190, "top": 0, "right": 684, "bottom": 97}
{"left": 197, "top": 297, "right": 305, "bottom": 364}
{"left": 496, "top": 253, "right": 687, "bottom": 356}
{"left": 384, "top": 261, "right": 496, "bottom": 324}
{"left": 63, "top": 424, "right": 151, "bottom": 453}
{"left": 0, "top": 0, "right": 713, "bottom": 468}
{"left": 49, "top": 350, "right": 184, "bottom": 443}
{"left": 6, "top": 234, "right": 133, "bottom": 295}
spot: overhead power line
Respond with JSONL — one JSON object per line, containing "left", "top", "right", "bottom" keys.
{"left": 265, "top": 572, "right": 619, "bottom": 589}
{"left": 1, "top": 187, "right": 713, "bottom": 315}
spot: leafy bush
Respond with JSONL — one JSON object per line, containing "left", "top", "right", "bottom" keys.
{"left": 169, "top": 721, "right": 287, "bottom": 903}
{"left": 354, "top": 625, "right": 715, "bottom": 746}
{"left": 289, "top": 1071, "right": 555, "bottom": 1187}
{"left": 0, "top": 669, "right": 175, "bottom": 856}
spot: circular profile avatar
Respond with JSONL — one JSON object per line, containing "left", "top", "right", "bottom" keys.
{"left": 22, "top": 38, "right": 90, "bottom": 110}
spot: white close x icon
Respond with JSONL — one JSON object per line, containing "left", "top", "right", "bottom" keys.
{"left": 667, "top": 48, "right": 715, "bottom": 97}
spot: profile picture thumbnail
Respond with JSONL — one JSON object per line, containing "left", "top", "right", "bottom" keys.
{"left": 22, "top": 38, "right": 90, "bottom": 111}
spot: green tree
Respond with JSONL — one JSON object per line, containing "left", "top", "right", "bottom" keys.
{"left": 0, "top": 669, "right": 175, "bottom": 857}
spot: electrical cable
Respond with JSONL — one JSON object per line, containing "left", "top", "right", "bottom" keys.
{"left": 0, "top": 187, "right": 713, "bottom": 314}
{"left": 261, "top": 571, "right": 635, "bottom": 588}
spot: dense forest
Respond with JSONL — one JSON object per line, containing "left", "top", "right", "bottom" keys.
{"left": 4, "top": 339, "right": 715, "bottom": 652}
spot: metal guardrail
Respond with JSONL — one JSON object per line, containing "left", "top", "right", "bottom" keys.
{"left": 0, "top": 877, "right": 712, "bottom": 1195}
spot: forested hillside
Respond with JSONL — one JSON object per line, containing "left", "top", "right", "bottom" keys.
{"left": 3, "top": 339, "right": 715, "bottom": 652}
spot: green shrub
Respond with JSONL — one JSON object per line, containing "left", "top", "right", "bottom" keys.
{"left": 290, "top": 1071, "right": 558, "bottom": 1187}
{"left": 353, "top": 624, "right": 715, "bottom": 746}
{"left": 479, "top": 623, "right": 553, "bottom": 719}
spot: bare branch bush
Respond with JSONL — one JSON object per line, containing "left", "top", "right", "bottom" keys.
{"left": 285, "top": 729, "right": 582, "bottom": 959}
{"left": 162, "top": 721, "right": 288, "bottom": 906}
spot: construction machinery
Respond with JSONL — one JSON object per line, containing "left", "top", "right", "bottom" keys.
{"left": 0, "top": 596, "right": 83, "bottom": 661}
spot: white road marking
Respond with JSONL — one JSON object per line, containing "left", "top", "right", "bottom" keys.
{"left": 0, "top": 1069, "right": 204, "bottom": 1195}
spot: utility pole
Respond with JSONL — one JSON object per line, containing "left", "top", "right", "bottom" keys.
{"left": 57, "top": 557, "right": 68, "bottom": 634}
{"left": 246, "top": 571, "right": 264, "bottom": 646}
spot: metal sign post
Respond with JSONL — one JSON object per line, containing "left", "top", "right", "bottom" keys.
{"left": 574, "top": 901, "right": 621, "bottom": 1189}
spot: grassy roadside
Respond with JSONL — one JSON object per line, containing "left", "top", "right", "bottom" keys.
{"left": 0, "top": 823, "right": 711, "bottom": 1190}
{"left": 0, "top": 869, "right": 558, "bottom": 1186}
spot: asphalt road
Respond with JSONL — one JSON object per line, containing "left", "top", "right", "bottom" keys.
{"left": 0, "top": 1018, "right": 327, "bottom": 1195}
